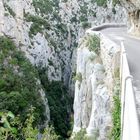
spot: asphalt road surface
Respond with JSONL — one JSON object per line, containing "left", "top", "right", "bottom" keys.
{"left": 101, "top": 27, "right": 140, "bottom": 117}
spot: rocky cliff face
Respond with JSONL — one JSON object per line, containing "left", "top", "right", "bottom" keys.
{"left": 121, "top": 0, "right": 140, "bottom": 36}
{"left": 0, "top": 0, "right": 126, "bottom": 138}
{"left": 73, "top": 31, "right": 121, "bottom": 139}
{"left": 0, "top": 0, "right": 126, "bottom": 82}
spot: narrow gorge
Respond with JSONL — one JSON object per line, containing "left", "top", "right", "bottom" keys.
{"left": 0, "top": 0, "right": 139, "bottom": 140}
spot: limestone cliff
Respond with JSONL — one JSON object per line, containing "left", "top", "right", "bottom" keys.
{"left": 121, "top": 0, "right": 140, "bottom": 36}
{"left": 0, "top": 0, "right": 126, "bottom": 138}
{"left": 0, "top": 0, "right": 126, "bottom": 83}
{"left": 73, "top": 31, "right": 120, "bottom": 139}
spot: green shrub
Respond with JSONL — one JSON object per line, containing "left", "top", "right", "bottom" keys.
{"left": 97, "top": 0, "right": 107, "bottom": 7}
{"left": 25, "top": 14, "right": 51, "bottom": 37}
{"left": 79, "top": 15, "right": 88, "bottom": 22}
{"left": 74, "top": 72, "right": 82, "bottom": 83}
{"left": 4, "top": 12, "right": 9, "bottom": 17}
{"left": 112, "top": 7, "right": 116, "bottom": 14}
{"left": 71, "top": 16, "right": 78, "bottom": 23}
{"left": 48, "top": 59, "right": 54, "bottom": 66}
{"left": 55, "top": 23, "right": 68, "bottom": 34}
{"left": 113, "top": 0, "right": 120, "bottom": 6}
{"left": 4, "top": 4, "right": 16, "bottom": 17}
{"left": 72, "top": 129, "right": 87, "bottom": 140}
{"left": 0, "top": 109, "right": 59, "bottom": 140}
{"left": 0, "top": 36, "right": 45, "bottom": 127}
{"left": 86, "top": 35, "right": 100, "bottom": 55}
{"left": 25, "top": 14, "right": 50, "bottom": 29}
{"left": 0, "top": 111, "right": 16, "bottom": 139}
{"left": 80, "top": 5, "right": 88, "bottom": 15}
{"left": 91, "top": 0, "right": 107, "bottom": 7}
{"left": 29, "top": 23, "right": 43, "bottom": 37}
{"left": 109, "top": 77, "right": 121, "bottom": 140}
{"left": 38, "top": 68, "right": 73, "bottom": 139}
{"left": 71, "top": 129, "right": 97, "bottom": 140}
{"left": 88, "top": 10, "right": 96, "bottom": 17}
{"left": 114, "top": 68, "right": 120, "bottom": 79}
{"left": 32, "top": 0, "right": 53, "bottom": 14}
{"left": 110, "top": 95, "right": 121, "bottom": 140}
{"left": 82, "top": 22, "right": 92, "bottom": 29}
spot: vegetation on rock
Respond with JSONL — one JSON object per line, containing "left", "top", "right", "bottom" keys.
{"left": 86, "top": 34, "right": 100, "bottom": 55}
{"left": 4, "top": 3, "right": 16, "bottom": 17}
{"left": 71, "top": 129, "right": 87, "bottom": 140}
{"left": 0, "top": 36, "right": 45, "bottom": 127}
{"left": 112, "top": 0, "right": 120, "bottom": 6}
{"left": 0, "top": 0, "right": 123, "bottom": 139}
{"left": 25, "top": 14, "right": 51, "bottom": 37}
{"left": 110, "top": 93, "right": 121, "bottom": 140}
{"left": 73, "top": 72, "right": 83, "bottom": 83}
{"left": 38, "top": 68, "right": 73, "bottom": 139}
{"left": 0, "top": 108, "right": 59, "bottom": 140}
{"left": 0, "top": 36, "right": 73, "bottom": 139}
{"left": 82, "top": 22, "right": 92, "bottom": 29}
{"left": 71, "top": 129, "right": 97, "bottom": 140}
{"left": 109, "top": 68, "right": 121, "bottom": 140}
{"left": 32, "top": 0, "right": 53, "bottom": 15}
{"left": 91, "top": 0, "right": 107, "bottom": 7}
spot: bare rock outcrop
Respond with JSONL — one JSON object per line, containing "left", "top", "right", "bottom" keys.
{"left": 121, "top": 0, "right": 140, "bottom": 36}
{"left": 73, "top": 31, "right": 120, "bottom": 139}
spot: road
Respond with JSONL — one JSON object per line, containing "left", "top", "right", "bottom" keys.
{"left": 101, "top": 27, "right": 140, "bottom": 117}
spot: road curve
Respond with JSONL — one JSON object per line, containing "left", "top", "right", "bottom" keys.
{"left": 101, "top": 27, "right": 140, "bottom": 117}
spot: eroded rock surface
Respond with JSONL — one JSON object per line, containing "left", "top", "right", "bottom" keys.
{"left": 121, "top": 0, "right": 140, "bottom": 36}
{"left": 0, "top": 0, "right": 126, "bottom": 136}
{"left": 73, "top": 31, "right": 120, "bottom": 139}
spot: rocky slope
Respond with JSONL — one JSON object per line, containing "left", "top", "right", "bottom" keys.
{"left": 0, "top": 0, "right": 127, "bottom": 138}
{"left": 121, "top": 0, "right": 140, "bottom": 36}
{"left": 0, "top": 0, "right": 126, "bottom": 82}
{"left": 73, "top": 30, "right": 121, "bottom": 139}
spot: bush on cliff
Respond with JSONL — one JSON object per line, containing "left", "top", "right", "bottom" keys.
{"left": 0, "top": 108, "right": 59, "bottom": 140}
{"left": 38, "top": 68, "right": 73, "bottom": 139}
{"left": 0, "top": 36, "right": 45, "bottom": 126}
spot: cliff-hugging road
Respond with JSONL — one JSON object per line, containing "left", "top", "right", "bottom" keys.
{"left": 101, "top": 27, "right": 140, "bottom": 118}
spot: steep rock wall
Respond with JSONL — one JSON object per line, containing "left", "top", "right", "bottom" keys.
{"left": 73, "top": 31, "right": 120, "bottom": 139}
{"left": 0, "top": 0, "right": 126, "bottom": 83}
{"left": 121, "top": 0, "right": 140, "bottom": 36}
{"left": 0, "top": 0, "right": 126, "bottom": 134}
